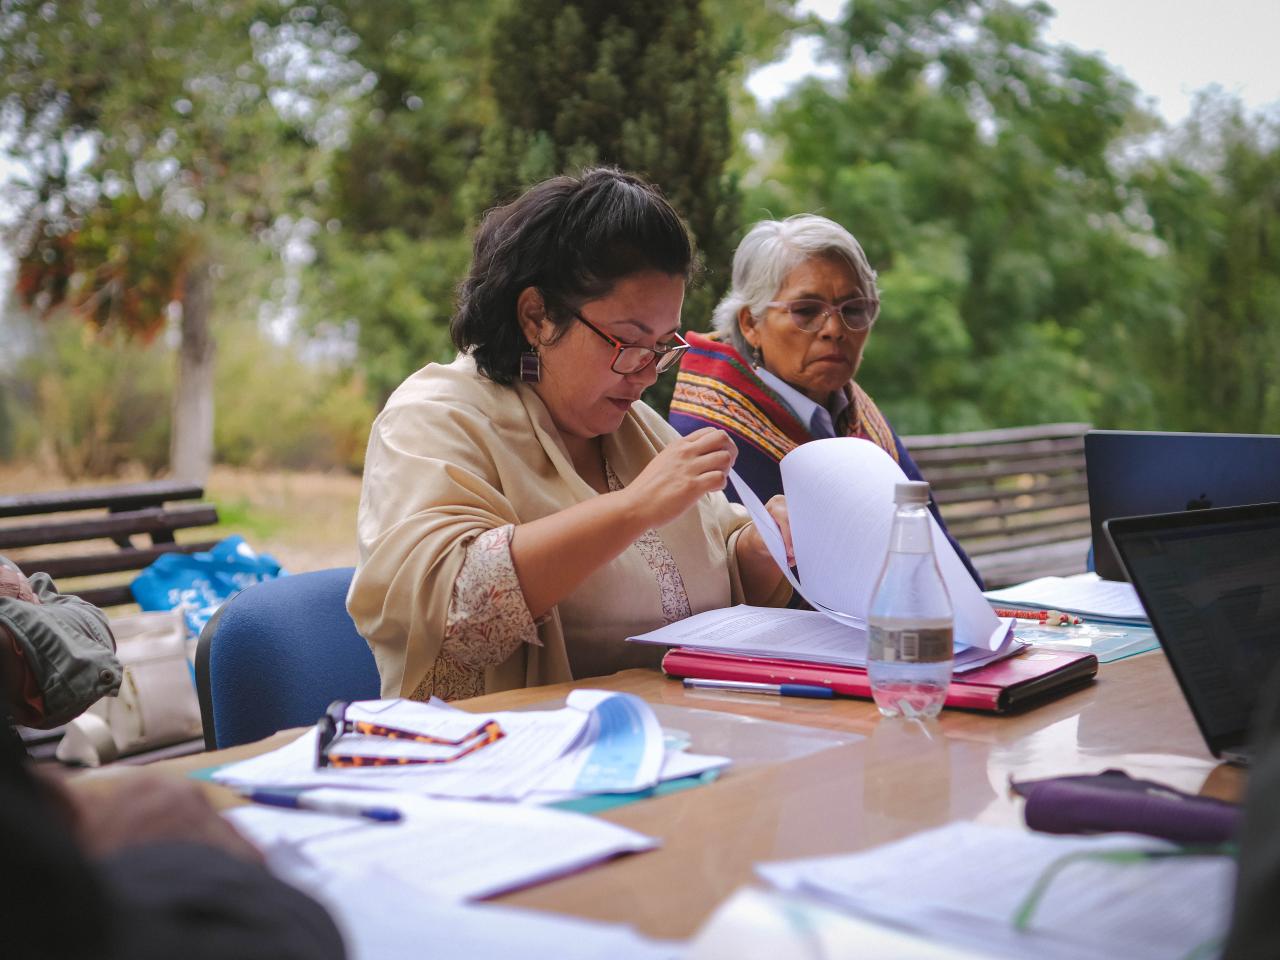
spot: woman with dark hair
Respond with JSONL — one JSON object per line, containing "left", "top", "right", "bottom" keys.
{"left": 348, "top": 169, "right": 792, "bottom": 701}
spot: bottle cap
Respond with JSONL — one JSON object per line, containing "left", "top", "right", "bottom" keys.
{"left": 893, "top": 481, "right": 931, "bottom": 504}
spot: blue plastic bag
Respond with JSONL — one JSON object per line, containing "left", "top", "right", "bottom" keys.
{"left": 131, "top": 535, "right": 286, "bottom": 637}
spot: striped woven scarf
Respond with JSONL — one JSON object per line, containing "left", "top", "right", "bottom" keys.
{"left": 670, "top": 331, "right": 900, "bottom": 464}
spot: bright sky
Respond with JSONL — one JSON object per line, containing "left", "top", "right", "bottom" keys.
{"left": 749, "top": 0, "right": 1280, "bottom": 126}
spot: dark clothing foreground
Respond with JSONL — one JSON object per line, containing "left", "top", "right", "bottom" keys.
{"left": 1223, "top": 662, "right": 1280, "bottom": 959}
{"left": 0, "top": 689, "right": 345, "bottom": 960}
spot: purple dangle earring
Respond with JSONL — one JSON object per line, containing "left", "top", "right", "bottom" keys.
{"left": 520, "top": 348, "right": 541, "bottom": 383}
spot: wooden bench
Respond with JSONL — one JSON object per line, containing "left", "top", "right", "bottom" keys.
{"left": 902, "top": 423, "right": 1092, "bottom": 589}
{"left": 0, "top": 481, "right": 221, "bottom": 608}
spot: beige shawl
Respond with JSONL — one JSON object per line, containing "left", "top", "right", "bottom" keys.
{"left": 348, "top": 354, "right": 767, "bottom": 698}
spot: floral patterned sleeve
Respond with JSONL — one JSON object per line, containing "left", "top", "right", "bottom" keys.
{"left": 412, "top": 525, "right": 542, "bottom": 702}
{"left": 442, "top": 524, "right": 542, "bottom": 666}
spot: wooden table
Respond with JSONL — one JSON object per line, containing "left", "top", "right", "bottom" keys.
{"left": 157, "top": 651, "right": 1243, "bottom": 941}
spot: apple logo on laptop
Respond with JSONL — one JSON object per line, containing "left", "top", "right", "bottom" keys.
{"left": 1185, "top": 493, "right": 1213, "bottom": 511}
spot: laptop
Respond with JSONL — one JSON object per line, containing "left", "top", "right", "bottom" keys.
{"left": 1086, "top": 430, "right": 1280, "bottom": 581}
{"left": 1105, "top": 502, "right": 1280, "bottom": 765}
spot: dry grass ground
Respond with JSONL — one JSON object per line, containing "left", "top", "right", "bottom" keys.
{"left": 0, "top": 463, "right": 363, "bottom": 575}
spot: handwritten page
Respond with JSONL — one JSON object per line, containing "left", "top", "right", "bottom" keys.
{"left": 228, "top": 788, "right": 657, "bottom": 901}
{"left": 758, "top": 822, "right": 1233, "bottom": 960}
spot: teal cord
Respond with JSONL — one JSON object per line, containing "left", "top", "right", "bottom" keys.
{"left": 1012, "top": 843, "right": 1237, "bottom": 933}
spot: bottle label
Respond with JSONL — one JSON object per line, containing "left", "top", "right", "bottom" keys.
{"left": 869, "top": 625, "right": 953, "bottom": 664}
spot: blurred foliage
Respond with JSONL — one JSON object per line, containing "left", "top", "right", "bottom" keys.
{"left": 471, "top": 0, "right": 741, "bottom": 303}
{"left": 2, "top": 316, "right": 173, "bottom": 476}
{"left": 3, "top": 0, "right": 1279, "bottom": 480}
{"left": 308, "top": 0, "right": 764, "bottom": 410}
{"left": 468, "top": 0, "right": 746, "bottom": 415}
{"left": 0, "top": 0, "right": 335, "bottom": 322}
{"left": 1, "top": 311, "right": 372, "bottom": 478}
{"left": 747, "top": 0, "right": 1178, "bottom": 432}
{"left": 213, "top": 319, "right": 375, "bottom": 473}
{"left": 1133, "top": 92, "right": 1280, "bottom": 435}
{"left": 302, "top": 0, "right": 490, "bottom": 403}
{"left": 0, "top": 0, "right": 354, "bottom": 473}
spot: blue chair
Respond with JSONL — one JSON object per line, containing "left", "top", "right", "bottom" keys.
{"left": 195, "top": 567, "right": 381, "bottom": 750}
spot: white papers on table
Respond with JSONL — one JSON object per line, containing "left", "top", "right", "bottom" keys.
{"left": 688, "top": 887, "right": 994, "bottom": 960}
{"left": 532, "top": 689, "right": 666, "bottom": 795}
{"left": 627, "top": 605, "right": 1021, "bottom": 674}
{"left": 730, "top": 437, "right": 1010, "bottom": 652}
{"left": 227, "top": 788, "right": 657, "bottom": 901}
{"left": 212, "top": 690, "right": 727, "bottom": 803}
{"left": 303, "top": 867, "right": 680, "bottom": 960}
{"left": 985, "top": 572, "right": 1149, "bottom": 625}
{"left": 757, "top": 822, "right": 1233, "bottom": 960}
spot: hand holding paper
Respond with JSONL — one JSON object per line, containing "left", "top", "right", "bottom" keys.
{"left": 732, "top": 438, "right": 1010, "bottom": 652}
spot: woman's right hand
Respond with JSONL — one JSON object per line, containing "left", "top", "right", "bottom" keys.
{"left": 621, "top": 427, "right": 737, "bottom": 529}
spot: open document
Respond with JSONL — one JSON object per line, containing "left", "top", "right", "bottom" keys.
{"left": 227, "top": 788, "right": 657, "bottom": 902}
{"left": 212, "top": 691, "right": 727, "bottom": 803}
{"left": 627, "top": 605, "right": 1018, "bottom": 674}
{"left": 757, "top": 822, "right": 1233, "bottom": 960}
{"left": 729, "top": 437, "right": 1012, "bottom": 653}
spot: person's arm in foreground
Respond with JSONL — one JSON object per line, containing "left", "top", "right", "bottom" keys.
{"left": 1, "top": 684, "right": 345, "bottom": 960}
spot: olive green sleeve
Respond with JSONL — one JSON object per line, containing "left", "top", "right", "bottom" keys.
{"left": 0, "top": 556, "right": 122, "bottom": 728}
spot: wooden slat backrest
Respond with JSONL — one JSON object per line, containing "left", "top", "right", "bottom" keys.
{"left": 0, "top": 481, "right": 204, "bottom": 518}
{"left": 901, "top": 422, "right": 1092, "bottom": 587}
{"left": 0, "top": 483, "right": 220, "bottom": 608}
{"left": 0, "top": 506, "right": 219, "bottom": 551}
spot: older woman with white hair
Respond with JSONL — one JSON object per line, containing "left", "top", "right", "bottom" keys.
{"left": 669, "top": 213, "right": 982, "bottom": 586}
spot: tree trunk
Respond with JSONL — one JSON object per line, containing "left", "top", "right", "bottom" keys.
{"left": 170, "top": 259, "right": 216, "bottom": 484}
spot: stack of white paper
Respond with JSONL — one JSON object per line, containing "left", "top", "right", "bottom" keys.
{"left": 757, "top": 822, "right": 1233, "bottom": 960}
{"left": 227, "top": 788, "right": 658, "bottom": 902}
{"left": 984, "top": 573, "right": 1149, "bottom": 626}
{"left": 213, "top": 689, "right": 729, "bottom": 804}
{"left": 303, "top": 866, "right": 681, "bottom": 960}
{"left": 627, "top": 605, "right": 1020, "bottom": 674}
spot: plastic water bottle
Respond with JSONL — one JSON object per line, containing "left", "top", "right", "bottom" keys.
{"left": 867, "top": 481, "right": 954, "bottom": 719}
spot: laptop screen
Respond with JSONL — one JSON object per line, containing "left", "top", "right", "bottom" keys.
{"left": 1106, "top": 504, "right": 1280, "bottom": 755}
{"left": 1085, "top": 430, "right": 1280, "bottom": 581}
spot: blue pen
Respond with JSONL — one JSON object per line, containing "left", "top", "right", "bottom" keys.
{"left": 241, "top": 789, "right": 403, "bottom": 823}
{"left": 682, "top": 678, "right": 834, "bottom": 699}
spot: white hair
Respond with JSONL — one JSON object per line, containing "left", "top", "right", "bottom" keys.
{"left": 712, "top": 214, "right": 879, "bottom": 359}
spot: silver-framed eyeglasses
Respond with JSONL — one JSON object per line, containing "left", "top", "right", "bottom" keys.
{"left": 573, "top": 310, "right": 690, "bottom": 375}
{"left": 766, "top": 297, "right": 880, "bottom": 333}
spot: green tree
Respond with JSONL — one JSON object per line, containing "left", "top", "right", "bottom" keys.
{"left": 1, "top": 0, "right": 346, "bottom": 479}
{"left": 308, "top": 0, "right": 798, "bottom": 409}
{"left": 749, "top": 0, "right": 1175, "bottom": 432}
{"left": 470, "top": 0, "right": 742, "bottom": 387}
{"left": 304, "top": 0, "right": 493, "bottom": 404}
{"left": 1134, "top": 94, "right": 1280, "bottom": 433}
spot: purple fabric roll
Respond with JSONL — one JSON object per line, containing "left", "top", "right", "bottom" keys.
{"left": 1013, "top": 770, "right": 1242, "bottom": 844}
